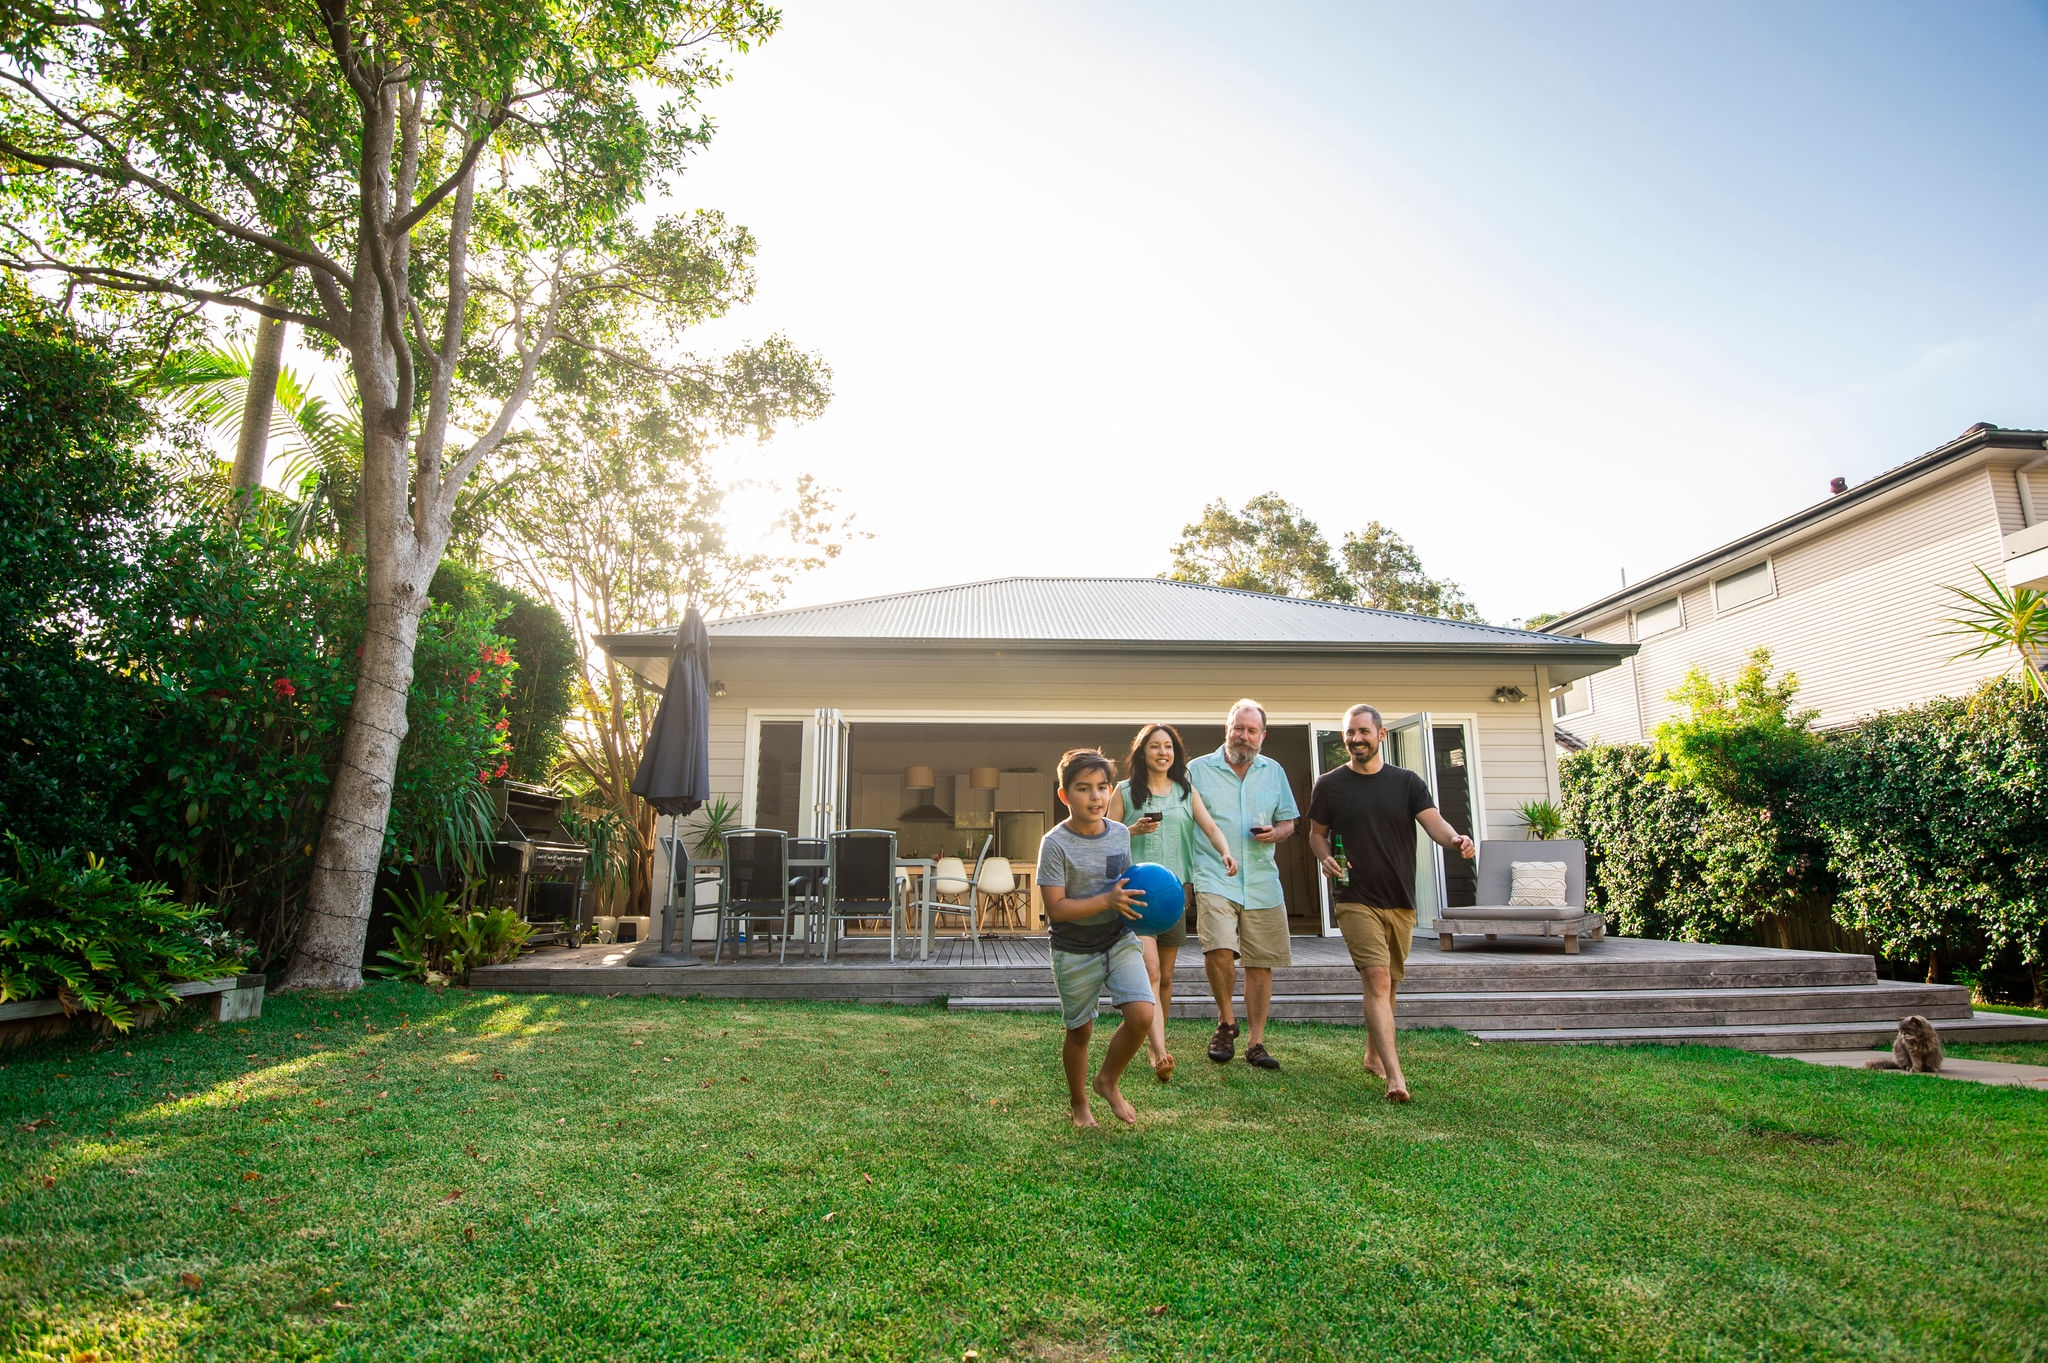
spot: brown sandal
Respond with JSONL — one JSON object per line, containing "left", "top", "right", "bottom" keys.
{"left": 1207, "top": 1021, "right": 1238, "bottom": 1064}
{"left": 1245, "top": 1042, "right": 1280, "bottom": 1072}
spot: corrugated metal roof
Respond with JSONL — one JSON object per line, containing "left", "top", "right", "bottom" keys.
{"left": 692, "top": 576, "right": 1579, "bottom": 645}
{"left": 597, "top": 578, "right": 1635, "bottom": 688}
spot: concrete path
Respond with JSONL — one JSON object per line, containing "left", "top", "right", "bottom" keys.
{"left": 1769, "top": 1049, "right": 2048, "bottom": 1089}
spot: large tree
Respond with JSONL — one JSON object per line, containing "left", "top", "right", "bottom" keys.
{"left": 491, "top": 374, "right": 841, "bottom": 916}
{"left": 0, "top": 0, "right": 794, "bottom": 988}
{"left": 1167, "top": 491, "right": 1482, "bottom": 620}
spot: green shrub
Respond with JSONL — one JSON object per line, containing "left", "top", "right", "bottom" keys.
{"left": 0, "top": 837, "right": 247, "bottom": 1031}
{"left": 1810, "top": 682, "right": 2048, "bottom": 975}
{"left": 372, "top": 876, "right": 532, "bottom": 986}
{"left": 0, "top": 321, "right": 157, "bottom": 855}
{"left": 119, "top": 503, "right": 515, "bottom": 967}
{"left": 429, "top": 562, "right": 576, "bottom": 784}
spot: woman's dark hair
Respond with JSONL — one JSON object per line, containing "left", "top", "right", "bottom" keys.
{"left": 1124, "top": 723, "right": 1191, "bottom": 810}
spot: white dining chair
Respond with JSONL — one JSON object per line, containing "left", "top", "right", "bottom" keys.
{"left": 927, "top": 852, "right": 980, "bottom": 944}
{"left": 975, "top": 856, "right": 1025, "bottom": 931}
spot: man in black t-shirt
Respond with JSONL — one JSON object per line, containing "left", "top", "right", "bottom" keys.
{"left": 1306, "top": 703, "right": 1475, "bottom": 1103}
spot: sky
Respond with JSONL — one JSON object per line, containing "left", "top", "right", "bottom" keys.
{"left": 661, "top": 0, "right": 2048, "bottom": 625}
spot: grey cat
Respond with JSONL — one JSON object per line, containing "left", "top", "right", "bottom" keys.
{"left": 1864, "top": 1015, "right": 1943, "bottom": 1073}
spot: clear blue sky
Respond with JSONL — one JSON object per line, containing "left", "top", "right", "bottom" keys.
{"left": 672, "top": 0, "right": 2048, "bottom": 622}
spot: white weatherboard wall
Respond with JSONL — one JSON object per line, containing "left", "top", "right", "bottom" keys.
{"left": 699, "top": 651, "right": 1558, "bottom": 851}
{"left": 1558, "top": 466, "right": 2020, "bottom": 744}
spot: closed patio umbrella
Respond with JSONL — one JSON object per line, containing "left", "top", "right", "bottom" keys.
{"left": 627, "top": 608, "right": 710, "bottom": 966}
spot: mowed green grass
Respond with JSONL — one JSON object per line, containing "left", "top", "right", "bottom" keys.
{"left": 3, "top": 986, "right": 2046, "bottom": 1362}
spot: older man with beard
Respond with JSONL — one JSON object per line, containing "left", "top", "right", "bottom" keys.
{"left": 1186, "top": 699, "right": 1298, "bottom": 1071}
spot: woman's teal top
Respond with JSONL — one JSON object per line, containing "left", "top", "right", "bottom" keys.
{"left": 1118, "top": 776, "right": 1195, "bottom": 882}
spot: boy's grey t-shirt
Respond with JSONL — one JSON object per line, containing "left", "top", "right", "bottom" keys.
{"left": 1036, "top": 820, "right": 1133, "bottom": 955}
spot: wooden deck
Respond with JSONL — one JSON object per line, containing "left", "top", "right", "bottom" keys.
{"left": 467, "top": 931, "right": 2048, "bottom": 1051}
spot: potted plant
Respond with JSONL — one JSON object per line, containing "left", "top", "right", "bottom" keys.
{"left": 1514, "top": 798, "right": 1565, "bottom": 841}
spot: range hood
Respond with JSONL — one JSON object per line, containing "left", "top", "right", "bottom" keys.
{"left": 897, "top": 801, "right": 955, "bottom": 822}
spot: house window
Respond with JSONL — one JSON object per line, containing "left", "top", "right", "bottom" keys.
{"left": 1713, "top": 560, "right": 1776, "bottom": 613}
{"left": 1634, "top": 597, "right": 1683, "bottom": 639}
{"left": 1554, "top": 676, "right": 1591, "bottom": 718}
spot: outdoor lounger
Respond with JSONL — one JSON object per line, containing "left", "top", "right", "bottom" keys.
{"left": 1434, "top": 839, "right": 1605, "bottom": 954}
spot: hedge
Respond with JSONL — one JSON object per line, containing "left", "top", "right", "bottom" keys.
{"left": 1561, "top": 676, "right": 2047, "bottom": 1001}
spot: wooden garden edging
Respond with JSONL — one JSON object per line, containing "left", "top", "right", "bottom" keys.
{"left": 0, "top": 973, "right": 267, "bottom": 1047}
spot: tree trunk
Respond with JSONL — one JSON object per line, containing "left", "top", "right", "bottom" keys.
{"left": 232, "top": 309, "right": 288, "bottom": 493}
{"left": 282, "top": 578, "right": 427, "bottom": 988}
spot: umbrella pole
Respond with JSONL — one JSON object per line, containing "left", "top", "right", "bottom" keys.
{"left": 629, "top": 813, "right": 703, "bottom": 967}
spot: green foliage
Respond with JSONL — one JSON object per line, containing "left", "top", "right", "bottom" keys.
{"left": 1513, "top": 799, "right": 1565, "bottom": 840}
{"left": 372, "top": 877, "right": 531, "bottom": 986}
{"left": 1565, "top": 656, "right": 2048, "bottom": 979}
{"left": 114, "top": 504, "right": 512, "bottom": 965}
{"left": 1559, "top": 744, "right": 1809, "bottom": 941}
{"left": 1653, "top": 648, "right": 1820, "bottom": 804}
{"left": 685, "top": 794, "right": 742, "bottom": 859}
{"left": 429, "top": 562, "right": 576, "bottom": 785}
{"left": 0, "top": 837, "right": 246, "bottom": 1032}
{"left": 1808, "top": 682, "right": 2048, "bottom": 969}
{"left": 0, "top": 321, "right": 156, "bottom": 854}
{"left": 1166, "top": 491, "right": 1481, "bottom": 619}
{"left": 1938, "top": 565, "right": 2047, "bottom": 702}
{"left": 561, "top": 803, "right": 633, "bottom": 895}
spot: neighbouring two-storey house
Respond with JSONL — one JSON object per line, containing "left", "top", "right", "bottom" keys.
{"left": 1545, "top": 422, "right": 2048, "bottom": 743}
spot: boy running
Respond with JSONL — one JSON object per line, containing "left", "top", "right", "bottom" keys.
{"left": 1038, "top": 748, "right": 1156, "bottom": 1128}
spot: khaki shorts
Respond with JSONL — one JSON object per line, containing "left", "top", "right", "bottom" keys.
{"left": 1336, "top": 904, "right": 1416, "bottom": 985}
{"left": 1196, "top": 893, "right": 1292, "bottom": 969}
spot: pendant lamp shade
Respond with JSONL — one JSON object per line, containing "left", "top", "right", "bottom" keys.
{"left": 969, "top": 767, "right": 1001, "bottom": 790}
{"left": 904, "top": 765, "right": 936, "bottom": 790}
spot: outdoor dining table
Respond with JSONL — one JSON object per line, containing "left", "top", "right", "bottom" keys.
{"left": 788, "top": 853, "right": 944, "bottom": 962}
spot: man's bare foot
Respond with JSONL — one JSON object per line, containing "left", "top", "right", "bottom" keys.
{"left": 1152, "top": 1051, "right": 1176, "bottom": 1084}
{"left": 1363, "top": 1054, "right": 1386, "bottom": 1081}
{"left": 1071, "top": 1100, "right": 1099, "bottom": 1129}
{"left": 1385, "top": 1083, "right": 1411, "bottom": 1104}
{"left": 1091, "top": 1072, "right": 1137, "bottom": 1123}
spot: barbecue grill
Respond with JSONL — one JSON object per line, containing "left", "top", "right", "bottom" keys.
{"left": 490, "top": 780, "right": 592, "bottom": 945}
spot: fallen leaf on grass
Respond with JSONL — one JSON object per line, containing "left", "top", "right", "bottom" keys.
{"left": 441, "top": 1189, "right": 463, "bottom": 1204}
{"left": 1147, "top": 1304, "right": 1167, "bottom": 1316}
{"left": 821, "top": 1211, "right": 837, "bottom": 1223}
{"left": 38, "top": 1175, "right": 55, "bottom": 1190}
{"left": 699, "top": 1079, "right": 713, "bottom": 1088}
{"left": 464, "top": 1225, "right": 475, "bottom": 1243}
{"left": 376, "top": 1090, "right": 388, "bottom": 1098}
{"left": 19, "top": 1117, "right": 52, "bottom": 1132}
{"left": 181, "top": 1272, "right": 202, "bottom": 1290}
{"left": 863, "top": 1173, "right": 873, "bottom": 1185}
{"left": 241, "top": 1171, "right": 262, "bottom": 1182}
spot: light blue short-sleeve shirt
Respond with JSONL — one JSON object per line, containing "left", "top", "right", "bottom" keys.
{"left": 1186, "top": 747, "right": 1299, "bottom": 910}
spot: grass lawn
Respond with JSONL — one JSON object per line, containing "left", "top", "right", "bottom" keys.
{"left": 4, "top": 986, "right": 2046, "bottom": 1362}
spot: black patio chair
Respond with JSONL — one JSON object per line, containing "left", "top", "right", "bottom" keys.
{"left": 715, "top": 828, "right": 795, "bottom": 964}
{"left": 788, "top": 836, "right": 828, "bottom": 958}
{"left": 824, "top": 829, "right": 900, "bottom": 962}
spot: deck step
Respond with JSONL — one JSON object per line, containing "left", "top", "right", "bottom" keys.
{"left": 947, "top": 982, "right": 1974, "bottom": 1031}
{"left": 1468, "top": 1010, "right": 2048, "bottom": 1053}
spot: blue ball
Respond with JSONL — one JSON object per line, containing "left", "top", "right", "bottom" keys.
{"left": 1121, "top": 862, "right": 1185, "bottom": 937}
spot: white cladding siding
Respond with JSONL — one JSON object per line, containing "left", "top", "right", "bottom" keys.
{"left": 1561, "top": 468, "right": 2015, "bottom": 743}
{"left": 699, "top": 653, "right": 1556, "bottom": 844}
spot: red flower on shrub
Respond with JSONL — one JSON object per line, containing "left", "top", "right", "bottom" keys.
{"left": 494, "top": 760, "right": 509, "bottom": 778}
{"left": 272, "top": 677, "right": 297, "bottom": 699}
{"left": 494, "top": 718, "right": 509, "bottom": 731}
{"left": 466, "top": 670, "right": 481, "bottom": 685}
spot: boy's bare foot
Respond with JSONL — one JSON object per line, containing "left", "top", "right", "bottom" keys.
{"left": 1385, "top": 1083, "right": 1411, "bottom": 1104}
{"left": 1152, "top": 1051, "right": 1175, "bottom": 1084}
{"left": 1091, "top": 1072, "right": 1137, "bottom": 1123}
{"left": 1363, "top": 1055, "right": 1386, "bottom": 1081}
{"left": 1071, "top": 1100, "right": 1099, "bottom": 1129}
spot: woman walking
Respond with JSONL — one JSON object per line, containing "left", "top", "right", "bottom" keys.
{"left": 1109, "top": 722, "right": 1237, "bottom": 1082}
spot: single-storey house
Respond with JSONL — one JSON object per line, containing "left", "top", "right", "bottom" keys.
{"left": 600, "top": 576, "right": 1633, "bottom": 936}
{"left": 1544, "top": 422, "right": 2048, "bottom": 744}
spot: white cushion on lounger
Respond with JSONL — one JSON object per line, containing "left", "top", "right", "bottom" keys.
{"left": 1508, "top": 861, "right": 1568, "bottom": 907}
